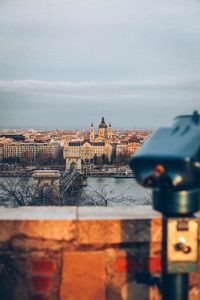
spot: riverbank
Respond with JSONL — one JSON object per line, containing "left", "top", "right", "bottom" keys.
{"left": 87, "top": 174, "right": 135, "bottom": 178}
{"left": 0, "top": 164, "right": 65, "bottom": 177}
{"left": 0, "top": 171, "right": 32, "bottom": 177}
{"left": 0, "top": 164, "right": 133, "bottom": 178}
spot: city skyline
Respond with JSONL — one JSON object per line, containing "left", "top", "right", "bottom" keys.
{"left": 0, "top": 0, "right": 200, "bottom": 129}
{"left": 0, "top": 115, "right": 152, "bottom": 131}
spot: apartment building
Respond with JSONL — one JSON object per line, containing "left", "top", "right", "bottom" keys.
{"left": 3, "top": 142, "right": 61, "bottom": 161}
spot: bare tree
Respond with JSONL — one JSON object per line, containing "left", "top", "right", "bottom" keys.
{"left": 79, "top": 184, "right": 136, "bottom": 206}
{"left": 138, "top": 190, "right": 152, "bottom": 205}
{"left": 0, "top": 177, "right": 152, "bottom": 208}
{"left": 0, "top": 177, "right": 32, "bottom": 207}
{"left": 0, "top": 177, "right": 60, "bottom": 207}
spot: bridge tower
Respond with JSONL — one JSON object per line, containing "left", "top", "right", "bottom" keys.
{"left": 65, "top": 155, "right": 82, "bottom": 172}
{"left": 32, "top": 170, "right": 60, "bottom": 197}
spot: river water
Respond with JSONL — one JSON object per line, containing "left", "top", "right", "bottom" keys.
{"left": 79, "top": 177, "right": 152, "bottom": 206}
{"left": 0, "top": 176, "right": 152, "bottom": 207}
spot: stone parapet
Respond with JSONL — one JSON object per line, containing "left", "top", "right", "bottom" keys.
{"left": 0, "top": 206, "right": 199, "bottom": 300}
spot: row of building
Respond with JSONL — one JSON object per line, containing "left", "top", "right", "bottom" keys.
{"left": 0, "top": 142, "right": 61, "bottom": 162}
{"left": 64, "top": 117, "right": 141, "bottom": 164}
{"left": 0, "top": 117, "right": 150, "bottom": 165}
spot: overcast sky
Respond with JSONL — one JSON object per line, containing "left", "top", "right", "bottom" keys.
{"left": 0, "top": 0, "right": 200, "bottom": 130}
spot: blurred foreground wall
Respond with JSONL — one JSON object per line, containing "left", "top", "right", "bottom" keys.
{"left": 0, "top": 206, "right": 199, "bottom": 300}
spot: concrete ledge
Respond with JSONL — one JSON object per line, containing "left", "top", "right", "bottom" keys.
{"left": 0, "top": 206, "right": 160, "bottom": 220}
{"left": 0, "top": 206, "right": 77, "bottom": 220}
{"left": 77, "top": 206, "right": 161, "bottom": 220}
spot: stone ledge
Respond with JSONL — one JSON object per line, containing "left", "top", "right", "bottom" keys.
{"left": 0, "top": 206, "right": 77, "bottom": 220}
{"left": 0, "top": 206, "right": 160, "bottom": 220}
{"left": 0, "top": 206, "right": 199, "bottom": 244}
{"left": 1, "top": 206, "right": 198, "bottom": 221}
{"left": 77, "top": 206, "right": 161, "bottom": 220}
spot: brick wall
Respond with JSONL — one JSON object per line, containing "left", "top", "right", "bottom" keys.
{"left": 0, "top": 206, "right": 199, "bottom": 300}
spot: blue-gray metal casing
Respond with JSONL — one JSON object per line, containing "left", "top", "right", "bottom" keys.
{"left": 130, "top": 111, "right": 200, "bottom": 214}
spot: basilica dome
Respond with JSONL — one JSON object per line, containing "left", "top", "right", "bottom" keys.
{"left": 98, "top": 117, "right": 107, "bottom": 129}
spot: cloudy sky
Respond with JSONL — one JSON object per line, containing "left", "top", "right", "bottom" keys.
{"left": 0, "top": 0, "right": 200, "bottom": 130}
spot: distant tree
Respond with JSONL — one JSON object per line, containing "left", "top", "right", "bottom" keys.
{"left": 0, "top": 176, "right": 60, "bottom": 207}
{"left": 93, "top": 154, "right": 97, "bottom": 165}
{"left": 116, "top": 152, "right": 130, "bottom": 164}
{"left": 35, "top": 151, "right": 52, "bottom": 165}
{"left": 20, "top": 151, "right": 30, "bottom": 166}
{"left": 79, "top": 184, "right": 134, "bottom": 206}
{"left": 0, "top": 174, "right": 152, "bottom": 207}
{"left": 3, "top": 157, "right": 19, "bottom": 164}
{"left": 94, "top": 155, "right": 103, "bottom": 166}
{"left": 0, "top": 176, "right": 33, "bottom": 206}
{"left": 54, "top": 149, "right": 65, "bottom": 165}
{"left": 102, "top": 154, "right": 106, "bottom": 164}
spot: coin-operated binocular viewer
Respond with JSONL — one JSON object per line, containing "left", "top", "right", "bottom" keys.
{"left": 130, "top": 111, "right": 200, "bottom": 300}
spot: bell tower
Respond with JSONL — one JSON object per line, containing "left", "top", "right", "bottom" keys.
{"left": 90, "top": 122, "right": 95, "bottom": 140}
{"left": 107, "top": 122, "right": 113, "bottom": 139}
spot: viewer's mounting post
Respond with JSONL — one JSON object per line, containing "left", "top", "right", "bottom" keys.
{"left": 130, "top": 111, "right": 200, "bottom": 300}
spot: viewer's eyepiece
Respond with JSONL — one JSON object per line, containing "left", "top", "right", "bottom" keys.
{"left": 130, "top": 111, "right": 200, "bottom": 191}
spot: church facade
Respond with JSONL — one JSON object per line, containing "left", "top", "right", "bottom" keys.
{"left": 90, "top": 117, "right": 113, "bottom": 141}
{"left": 64, "top": 117, "right": 113, "bottom": 167}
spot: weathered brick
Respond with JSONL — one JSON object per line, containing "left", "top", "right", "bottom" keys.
{"left": 78, "top": 219, "right": 153, "bottom": 245}
{"left": 78, "top": 220, "right": 121, "bottom": 244}
{"left": 105, "top": 249, "right": 128, "bottom": 291}
{"left": 149, "top": 285, "right": 161, "bottom": 300}
{"left": 115, "top": 256, "right": 162, "bottom": 273}
{"left": 0, "top": 220, "right": 76, "bottom": 242}
{"left": 60, "top": 251, "right": 106, "bottom": 300}
{"left": 0, "top": 221, "right": 21, "bottom": 242}
{"left": 150, "top": 219, "right": 162, "bottom": 243}
{"left": 19, "top": 220, "right": 76, "bottom": 241}
{"left": 190, "top": 266, "right": 200, "bottom": 286}
{"left": 31, "top": 294, "right": 52, "bottom": 300}
{"left": 32, "top": 276, "right": 52, "bottom": 292}
{"left": 32, "top": 259, "right": 56, "bottom": 275}
{"left": 120, "top": 220, "right": 151, "bottom": 242}
{"left": 115, "top": 257, "right": 140, "bottom": 273}
{"left": 121, "top": 281, "right": 149, "bottom": 300}
{"left": 189, "top": 287, "right": 200, "bottom": 300}
{"left": 149, "top": 242, "right": 161, "bottom": 257}
{"left": 143, "top": 257, "right": 162, "bottom": 273}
